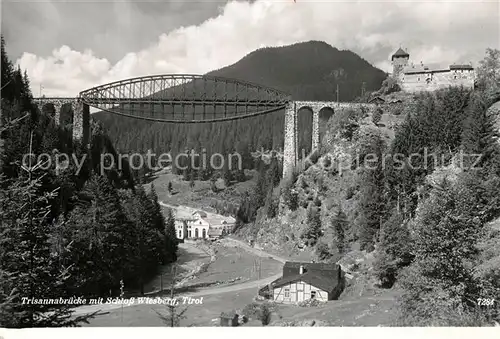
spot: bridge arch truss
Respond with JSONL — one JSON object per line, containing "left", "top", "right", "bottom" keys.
{"left": 79, "top": 74, "right": 291, "bottom": 123}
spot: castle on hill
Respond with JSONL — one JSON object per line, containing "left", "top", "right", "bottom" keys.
{"left": 391, "top": 47, "right": 475, "bottom": 92}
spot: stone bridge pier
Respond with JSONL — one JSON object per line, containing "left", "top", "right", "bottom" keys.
{"left": 282, "top": 101, "right": 375, "bottom": 179}
{"left": 35, "top": 98, "right": 90, "bottom": 147}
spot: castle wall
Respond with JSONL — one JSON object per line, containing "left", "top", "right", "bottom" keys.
{"left": 400, "top": 69, "right": 475, "bottom": 93}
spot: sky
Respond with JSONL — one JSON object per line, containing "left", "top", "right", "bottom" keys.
{"left": 3, "top": 0, "right": 499, "bottom": 97}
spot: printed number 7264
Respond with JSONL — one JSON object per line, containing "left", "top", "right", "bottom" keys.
{"left": 477, "top": 298, "right": 496, "bottom": 306}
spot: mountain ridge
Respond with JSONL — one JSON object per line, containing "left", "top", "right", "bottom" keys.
{"left": 92, "top": 40, "right": 387, "bottom": 172}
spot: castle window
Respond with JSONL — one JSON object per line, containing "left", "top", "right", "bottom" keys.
{"left": 418, "top": 77, "right": 420, "bottom": 81}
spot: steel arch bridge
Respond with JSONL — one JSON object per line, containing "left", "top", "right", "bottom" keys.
{"left": 35, "top": 73, "right": 374, "bottom": 178}
{"left": 79, "top": 74, "right": 291, "bottom": 123}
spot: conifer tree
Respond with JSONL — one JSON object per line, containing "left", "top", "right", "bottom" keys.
{"left": 301, "top": 205, "right": 322, "bottom": 246}
{"left": 373, "top": 208, "right": 413, "bottom": 287}
{"left": 164, "top": 207, "right": 178, "bottom": 262}
{"left": 64, "top": 175, "right": 135, "bottom": 296}
{"left": 0, "top": 154, "right": 96, "bottom": 327}
{"left": 355, "top": 126, "right": 386, "bottom": 250}
{"left": 148, "top": 183, "right": 166, "bottom": 233}
{"left": 398, "top": 176, "right": 490, "bottom": 325}
{"left": 331, "top": 208, "right": 348, "bottom": 254}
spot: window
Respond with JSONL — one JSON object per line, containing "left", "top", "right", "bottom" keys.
{"left": 188, "top": 230, "right": 192, "bottom": 238}
{"left": 418, "top": 77, "right": 420, "bottom": 81}
{"left": 178, "top": 230, "right": 182, "bottom": 238}
{"left": 284, "top": 288, "right": 290, "bottom": 298}
{"left": 311, "top": 291, "right": 316, "bottom": 299}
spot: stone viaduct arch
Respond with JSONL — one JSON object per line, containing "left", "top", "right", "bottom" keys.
{"left": 283, "top": 101, "right": 373, "bottom": 179}
{"left": 35, "top": 97, "right": 89, "bottom": 145}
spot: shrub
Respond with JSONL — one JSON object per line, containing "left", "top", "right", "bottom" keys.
{"left": 315, "top": 242, "right": 331, "bottom": 261}
{"left": 372, "top": 107, "right": 383, "bottom": 125}
{"left": 373, "top": 209, "right": 413, "bottom": 288}
{"left": 258, "top": 304, "right": 272, "bottom": 326}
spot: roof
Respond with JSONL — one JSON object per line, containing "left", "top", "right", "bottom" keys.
{"left": 283, "top": 262, "right": 339, "bottom": 274}
{"left": 369, "top": 96, "right": 385, "bottom": 103}
{"left": 193, "top": 210, "right": 207, "bottom": 218}
{"left": 220, "top": 311, "right": 237, "bottom": 318}
{"left": 391, "top": 48, "right": 409, "bottom": 61}
{"left": 270, "top": 271, "right": 339, "bottom": 294}
{"left": 402, "top": 62, "right": 474, "bottom": 75}
{"left": 450, "top": 64, "right": 473, "bottom": 70}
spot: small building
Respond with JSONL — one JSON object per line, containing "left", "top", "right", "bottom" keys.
{"left": 266, "top": 262, "right": 345, "bottom": 303}
{"left": 175, "top": 220, "right": 187, "bottom": 239}
{"left": 208, "top": 227, "right": 224, "bottom": 240}
{"left": 369, "top": 96, "right": 385, "bottom": 105}
{"left": 220, "top": 311, "right": 239, "bottom": 327}
{"left": 387, "top": 98, "right": 403, "bottom": 104}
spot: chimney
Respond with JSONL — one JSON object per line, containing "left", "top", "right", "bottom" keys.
{"left": 299, "top": 265, "right": 304, "bottom": 275}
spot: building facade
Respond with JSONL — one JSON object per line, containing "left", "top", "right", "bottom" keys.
{"left": 263, "top": 262, "right": 345, "bottom": 304}
{"left": 391, "top": 47, "right": 475, "bottom": 93}
{"left": 174, "top": 210, "right": 235, "bottom": 240}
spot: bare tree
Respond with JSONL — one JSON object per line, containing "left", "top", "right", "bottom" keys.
{"left": 154, "top": 264, "right": 188, "bottom": 327}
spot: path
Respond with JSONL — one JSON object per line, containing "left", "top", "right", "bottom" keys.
{"left": 221, "top": 237, "right": 287, "bottom": 264}
{"left": 142, "top": 243, "right": 210, "bottom": 294}
{"left": 72, "top": 234, "right": 284, "bottom": 317}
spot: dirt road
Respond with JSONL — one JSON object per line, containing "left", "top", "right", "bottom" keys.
{"left": 72, "top": 239, "right": 283, "bottom": 317}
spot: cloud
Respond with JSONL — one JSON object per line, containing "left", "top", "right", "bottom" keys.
{"left": 12, "top": 0, "right": 500, "bottom": 97}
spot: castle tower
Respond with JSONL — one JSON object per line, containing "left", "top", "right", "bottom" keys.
{"left": 391, "top": 47, "right": 410, "bottom": 78}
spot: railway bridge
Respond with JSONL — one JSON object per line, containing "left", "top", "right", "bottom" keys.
{"left": 35, "top": 74, "right": 374, "bottom": 178}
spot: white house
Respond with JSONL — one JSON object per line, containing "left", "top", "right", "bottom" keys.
{"left": 259, "top": 262, "right": 345, "bottom": 304}
{"left": 174, "top": 210, "right": 235, "bottom": 240}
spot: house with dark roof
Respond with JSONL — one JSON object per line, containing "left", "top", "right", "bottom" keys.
{"left": 263, "top": 262, "right": 345, "bottom": 303}
{"left": 369, "top": 96, "right": 385, "bottom": 105}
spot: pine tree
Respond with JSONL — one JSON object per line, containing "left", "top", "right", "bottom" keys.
{"left": 148, "top": 183, "right": 166, "bottom": 232}
{"left": 234, "top": 169, "right": 246, "bottom": 182}
{"left": 63, "top": 175, "right": 135, "bottom": 297}
{"left": 461, "top": 89, "right": 500, "bottom": 170}
{"left": 372, "top": 107, "right": 383, "bottom": 125}
{"left": 355, "top": 126, "right": 386, "bottom": 251}
{"left": 398, "top": 176, "right": 489, "bottom": 325}
{"left": 223, "top": 167, "right": 233, "bottom": 187}
{"left": 331, "top": 208, "right": 348, "bottom": 254}
{"left": 210, "top": 174, "right": 218, "bottom": 192}
{"left": 164, "top": 207, "right": 178, "bottom": 262}
{"left": 268, "top": 157, "right": 281, "bottom": 187}
{"left": 0, "top": 155, "right": 96, "bottom": 327}
{"left": 1, "top": 35, "right": 14, "bottom": 103}
{"left": 301, "top": 205, "right": 322, "bottom": 246}
{"left": 189, "top": 171, "right": 196, "bottom": 189}
{"left": 373, "top": 208, "right": 413, "bottom": 288}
